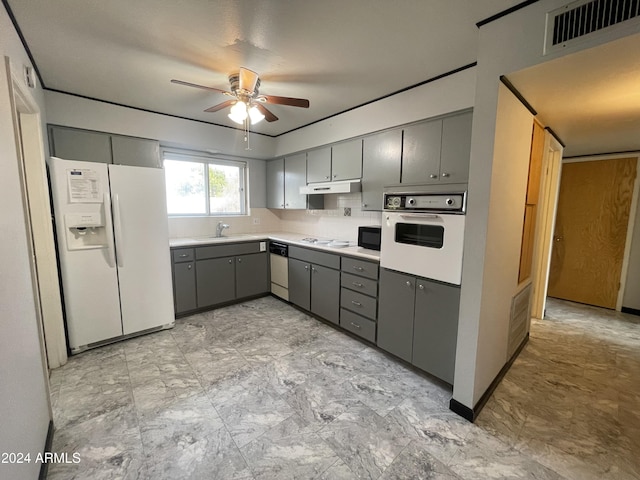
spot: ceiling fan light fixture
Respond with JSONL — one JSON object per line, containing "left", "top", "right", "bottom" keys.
{"left": 248, "top": 105, "right": 265, "bottom": 124}
{"left": 228, "top": 101, "right": 247, "bottom": 124}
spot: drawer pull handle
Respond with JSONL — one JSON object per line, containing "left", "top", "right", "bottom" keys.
{"left": 353, "top": 266, "right": 364, "bottom": 272}
{"left": 179, "top": 254, "right": 189, "bottom": 258}
{"left": 351, "top": 300, "right": 362, "bottom": 307}
{"left": 350, "top": 322, "right": 361, "bottom": 329}
{"left": 352, "top": 282, "right": 363, "bottom": 288}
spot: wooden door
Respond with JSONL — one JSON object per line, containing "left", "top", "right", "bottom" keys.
{"left": 548, "top": 158, "right": 637, "bottom": 308}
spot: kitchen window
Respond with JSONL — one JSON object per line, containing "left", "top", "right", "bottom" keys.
{"left": 162, "top": 150, "right": 247, "bottom": 216}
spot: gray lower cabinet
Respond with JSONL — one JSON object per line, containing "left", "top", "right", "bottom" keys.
{"left": 173, "top": 261, "right": 196, "bottom": 314}
{"left": 412, "top": 279, "right": 460, "bottom": 384}
{"left": 362, "top": 129, "right": 402, "bottom": 210}
{"left": 236, "top": 253, "right": 269, "bottom": 298}
{"left": 377, "top": 269, "right": 416, "bottom": 362}
{"left": 377, "top": 268, "right": 460, "bottom": 383}
{"left": 288, "top": 248, "right": 340, "bottom": 325}
{"left": 288, "top": 258, "right": 311, "bottom": 310}
{"left": 196, "top": 256, "right": 236, "bottom": 308}
{"left": 310, "top": 264, "right": 340, "bottom": 325}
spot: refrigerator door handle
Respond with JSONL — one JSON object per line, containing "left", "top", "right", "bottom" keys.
{"left": 103, "top": 192, "right": 116, "bottom": 268}
{"left": 113, "top": 193, "right": 125, "bottom": 268}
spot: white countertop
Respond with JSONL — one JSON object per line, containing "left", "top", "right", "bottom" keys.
{"left": 170, "top": 231, "right": 380, "bottom": 261}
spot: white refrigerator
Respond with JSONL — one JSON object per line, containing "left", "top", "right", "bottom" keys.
{"left": 48, "top": 156, "right": 174, "bottom": 353}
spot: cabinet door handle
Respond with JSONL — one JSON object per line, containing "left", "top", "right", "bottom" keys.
{"left": 362, "top": 204, "right": 367, "bottom": 208}
{"left": 325, "top": 175, "right": 330, "bottom": 179}
{"left": 441, "top": 172, "right": 450, "bottom": 178}
{"left": 237, "top": 257, "right": 242, "bottom": 263}
{"left": 406, "top": 281, "right": 412, "bottom": 287}
{"left": 178, "top": 254, "right": 189, "bottom": 258}
{"left": 351, "top": 300, "right": 362, "bottom": 307}
{"left": 228, "top": 259, "right": 233, "bottom": 264}
{"left": 352, "top": 282, "right": 363, "bottom": 288}
{"left": 429, "top": 174, "right": 438, "bottom": 179}
{"left": 280, "top": 204, "right": 284, "bottom": 207}
{"left": 333, "top": 174, "right": 337, "bottom": 178}
{"left": 312, "top": 267, "right": 317, "bottom": 273}
{"left": 350, "top": 322, "right": 361, "bottom": 329}
{"left": 418, "top": 284, "right": 424, "bottom": 290}
{"left": 353, "top": 266, "right": 364, "bottom": 272}
{"left": 304, "top": 265, "right": 309, "bottom": 271}
{"left": 187, "top": 264, "right": 192, "bottom": 270}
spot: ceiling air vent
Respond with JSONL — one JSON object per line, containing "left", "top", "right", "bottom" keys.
{"left": 545, "top": 0, "right": 640, "bottom": 54}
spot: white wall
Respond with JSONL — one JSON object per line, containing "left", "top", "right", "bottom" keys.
{"left": 44, "top": 90, "right": 273, "bottom": 209}
{"left": 452, "top": 0, "right": 640, "bottom": 409}
{"left": 0, "top": 6, "right": 52, "bottom": 480}
{"left": 275, "top": 67, "right": 477, "bottom": 155}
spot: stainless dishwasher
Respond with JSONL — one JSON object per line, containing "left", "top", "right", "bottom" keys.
{"left": 269, "top": 242, "right": 289, "bottom": 301}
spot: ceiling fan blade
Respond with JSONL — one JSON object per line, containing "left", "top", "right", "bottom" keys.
{"left": 204, "top": 99, "right": 236, "bottom": 113}
{"left": 238, "top": 67, "right": 259, "bottom": 93}
{"left": 261, "top": 95, "right": 310, "bottom": 108}
{"left": 255, "top": 103, "right": 278, "bottom": 122}
{"left": 171, "top": 79, "right": 231, "bottom": 95}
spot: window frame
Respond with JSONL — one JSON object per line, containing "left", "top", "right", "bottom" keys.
{"left": 162, "top": 148, "right": 248, "bottom": 217}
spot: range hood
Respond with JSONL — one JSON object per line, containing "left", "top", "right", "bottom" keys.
{"left": 300, "top": 179, "right": 361, "bottom": 195}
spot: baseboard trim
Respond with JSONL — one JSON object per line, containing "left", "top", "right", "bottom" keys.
{"left": 622, "top": 306, "right": 640, "bottom": 317}
{"left": 38, "top": 420, "right": 54, "bottom": 480}
{"left": 449, "top": 333, "right": 529, "bottom": 422}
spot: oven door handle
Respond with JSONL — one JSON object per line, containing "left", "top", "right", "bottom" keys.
{"left": 399, "top": 213, "right": 440, "bottom": 219}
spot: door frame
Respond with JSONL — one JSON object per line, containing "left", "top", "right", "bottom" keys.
{"left": 6, "top": 57, "right": 67, "bottom": 370}
{"left": 559, "top": 153, "right": 640, "bottom": 311}
{"left": 530, "top": 131, "right": 563, "bottom": 319}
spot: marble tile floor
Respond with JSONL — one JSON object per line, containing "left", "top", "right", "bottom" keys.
{"left": 46, "top": 296, "right": 639, "bottom": 479}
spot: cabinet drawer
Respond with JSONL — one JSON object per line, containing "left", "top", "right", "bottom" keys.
{"left": 289, "top": 245, "right": 340, "bottom": 269}
{"left": 172, "top": 248, "right": 194, "bottom": 263}
{"left": 340, "top": 288, "right": 377, "bottom": 321}
{"left": 340, "top": 309, "right": 376, "bottom": 343}
{"left": 341, "top": 257, "right": 379, "bottom": 280}
{"left": 341, "top": 272, "right": 377, "bottom": 297}
{"left": 196, "top": 242, "right": 260, "bottom": 260}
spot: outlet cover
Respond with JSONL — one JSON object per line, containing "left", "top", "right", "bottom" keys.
{"left": 252, "top": 217, "right": 261, "bottom": 225}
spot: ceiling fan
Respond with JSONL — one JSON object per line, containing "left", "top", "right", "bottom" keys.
{"left": 171, "top": 67, "right": 309, "bottom": 125}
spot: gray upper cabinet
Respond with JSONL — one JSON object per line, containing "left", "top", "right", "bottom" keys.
{"left": 331, "top": 139, "right": 362, "bottom": 181}
{"left": 111, "top": 135, "right": 161, "bottom": 168}
{"left": 362, "top": 129, "right": 402, "bottom": 211}
{"left": 412, "top": 279, "right": 460, "bottom": 384}
{"left": 49, "top": 125, "right": 162, "bottom": 168}
{"left": 306, "top": 147, "right": 332, "bottom": 183}
{"left": 48, "top": 125, "right": 112, "bottom": 164}
{"left": 402, "top": 120, "right": 442, "bottom": 184}
{"left": 377, "top": 268, "right": 416, "bottom": 362}
{"left": 284, "top": 153, "right": 308, "bottom": 209}
{"left": 440, "top": 111, "right": 473, "bottom": 184}
{"left": 266, "top": 158, "right": 285, "bottom": 209}
{"left": 268, "top": 156, "right": 323, "bottom": 210}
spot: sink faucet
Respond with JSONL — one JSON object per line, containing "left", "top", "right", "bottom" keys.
{"left": 216, "top": 221, "right": 230, "bottom": 237}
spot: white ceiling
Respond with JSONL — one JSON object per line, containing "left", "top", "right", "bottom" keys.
{"left": 507, "top": 31, "right": 640, "bottom": 157}
{"left": 7, "top": 0, "right": 521, "bottom": 136}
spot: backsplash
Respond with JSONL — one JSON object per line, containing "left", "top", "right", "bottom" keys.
{"left": 168, "top": 193, "right": 381, "bottom": 242}
{"left": 275, "top": 193, "right": 382, "bottom": 243}
{"left": 167, "top": 208, "right": 281, "bottom": 239}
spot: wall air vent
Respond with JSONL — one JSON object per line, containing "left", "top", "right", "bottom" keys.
{"left": 545, "top": 0, "right": 640, "bottom": 54}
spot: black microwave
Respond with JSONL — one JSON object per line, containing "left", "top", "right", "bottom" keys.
{"left": 358, "top": 225, "right": 382, "bottom": 251}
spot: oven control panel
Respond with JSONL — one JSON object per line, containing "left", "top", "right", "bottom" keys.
{"left": 384, "top": 193, "right": 465, "bottom": 213}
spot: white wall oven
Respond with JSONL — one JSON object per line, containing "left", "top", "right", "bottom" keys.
{"left": 380, "top": 185, "right": 467, "bottom": 285}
